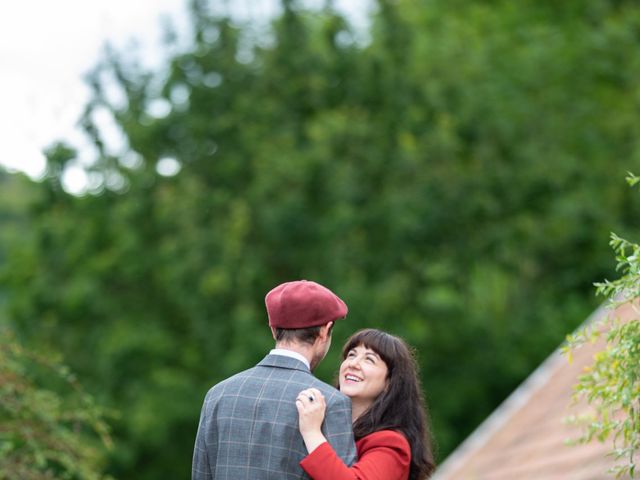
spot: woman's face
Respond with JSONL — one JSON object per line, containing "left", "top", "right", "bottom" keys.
{"left": 339, "top": 344, "right": 389, "bottom": 406}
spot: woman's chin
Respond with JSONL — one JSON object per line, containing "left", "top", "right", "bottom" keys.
{"left": 340, "top": 385, "right": 358, "bottom": 399}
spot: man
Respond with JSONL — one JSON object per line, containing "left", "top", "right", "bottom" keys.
{"left": 192, "top": 280, "right": 357, "bottom": 479}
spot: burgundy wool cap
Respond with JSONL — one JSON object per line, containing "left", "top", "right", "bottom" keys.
{"left": 265, "top": 280, "right": 348, "bottom": 329}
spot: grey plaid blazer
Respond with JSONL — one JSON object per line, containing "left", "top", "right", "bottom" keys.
{"left": 192, "top": 354, "right": 357, "bottom": 479}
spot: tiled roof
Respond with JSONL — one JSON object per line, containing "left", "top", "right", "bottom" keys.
{"left": 432, "top": 302, "right": 636, "bottom": 480}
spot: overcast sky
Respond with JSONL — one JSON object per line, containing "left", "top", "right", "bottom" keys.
{"left": 0, "top": 0, "right": 370, "bottom": 193}
{"left": 0, "top": 0, "right": 192, "bottom": 186}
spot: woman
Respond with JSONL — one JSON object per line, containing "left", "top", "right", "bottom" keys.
{"left": 296, "top": 329, "right": 435, "bottom": 480}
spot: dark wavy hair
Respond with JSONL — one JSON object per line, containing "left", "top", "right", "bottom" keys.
{"left": 340, "top": 329, "right": 435, "bottom": 479}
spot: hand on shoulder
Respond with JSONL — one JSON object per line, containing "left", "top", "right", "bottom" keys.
{"left": 296, "top": 388, "right": 328, "bottom": 453}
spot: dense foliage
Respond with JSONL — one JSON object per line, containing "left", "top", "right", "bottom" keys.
{"left": 2, "top": 0, "right": 640, "bottom": 478}
{"left": 566, "top": 174, "right": 640, "bottom": 479}
{"left": 0, "top": 328, "right": 112, "bottom": 480}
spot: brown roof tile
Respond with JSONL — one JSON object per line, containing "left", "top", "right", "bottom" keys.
{"left": 433, "top": 302, "right": 636, "bottom": 480}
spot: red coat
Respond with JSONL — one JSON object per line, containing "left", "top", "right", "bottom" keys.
{"left": 300, "top": 430, "right": 411, "bottom": 480}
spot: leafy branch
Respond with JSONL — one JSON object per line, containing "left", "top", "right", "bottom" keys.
{"left": 0, "top": 329, "right": 114, "bottom": 480}
{"left": 565, "top": 174, "right": 640, "bottom": 479}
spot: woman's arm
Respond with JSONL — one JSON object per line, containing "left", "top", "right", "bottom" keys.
{"left": 300, "top": 430, "right": 411, "bottom": 480}
{"left": 297, "top": 393, "right": 410, "bottom": 480}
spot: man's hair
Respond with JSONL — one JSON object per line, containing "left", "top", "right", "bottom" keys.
{"left": 274, "top": 323, "right": 334, "bottom": 346}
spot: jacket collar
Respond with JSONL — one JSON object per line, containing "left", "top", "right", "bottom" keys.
{"left": 258, "top": 353, "right": 312, "bottom": 374}
{"left": 269, "top": 348, "right": 310, "bottom": 369}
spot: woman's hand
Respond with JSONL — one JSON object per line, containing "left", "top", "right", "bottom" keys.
{"left": 296, "top": 388, "right": 328, "bottom": 453}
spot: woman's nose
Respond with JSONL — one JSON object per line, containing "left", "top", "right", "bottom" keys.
{"left": 346, "top": 356, "right": 361, "bottom": 368}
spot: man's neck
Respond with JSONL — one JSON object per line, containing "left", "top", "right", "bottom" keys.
{"left": 273, "top": 342, "right": 315, "bottom": 369}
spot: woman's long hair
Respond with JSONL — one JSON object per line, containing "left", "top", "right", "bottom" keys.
{"left": 341, "top": 329, "right": 436, "bottom": 479}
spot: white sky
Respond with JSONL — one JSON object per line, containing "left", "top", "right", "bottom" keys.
{"left": 0, "top": 0, "right": 370, "bottom": 193}
{"left": 0, "top": 0, "right": 190, "bottom": 185}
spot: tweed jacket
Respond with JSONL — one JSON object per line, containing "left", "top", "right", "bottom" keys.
{"left": 192, "top": 354, "right": 357, "bottom": 479}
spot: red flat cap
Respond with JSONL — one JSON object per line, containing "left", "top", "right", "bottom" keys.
{"left": 265, "top": 280, "right": 348, "bottom": 329}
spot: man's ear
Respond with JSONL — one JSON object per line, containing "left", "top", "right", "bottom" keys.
{"left": 320, "top": 322, "right": 334, "bottom": 341}
{"left": 270, "top": 326, "right": 277, "bottom": 340}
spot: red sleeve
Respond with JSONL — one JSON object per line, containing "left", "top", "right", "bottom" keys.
{"left": 300, "top": 430, "right": 411, "bottom": 480}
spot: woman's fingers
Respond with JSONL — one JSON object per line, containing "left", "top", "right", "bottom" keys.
{"left": 297, "top": 389, "right": 324, "bottom": 404}
{"left": 296, "top": 393, "right": 312, "bottom": 406}
{"left": 307, "top": 388, "right": 323, "bottom": 403}
{"left": 296, "top": 388, "right": 326, "bottom": 416}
